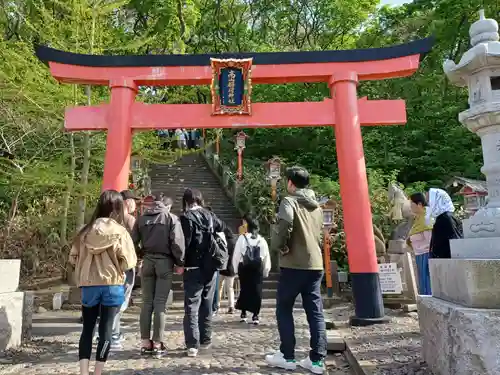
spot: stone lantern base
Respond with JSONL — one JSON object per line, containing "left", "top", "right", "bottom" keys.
{"left": 417, "top": 259, "right": 500, "bottom": 375}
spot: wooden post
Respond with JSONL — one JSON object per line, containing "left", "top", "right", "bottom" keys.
{"left": 271, "top": 178, "right": 277, "bottom": 202}
{"left": 237, "top": 148, "right": 243, "bottom": 181}
{"left": 323, "top": 228, "right": 333, "bottom": 297}
{"left": 321, "top": 199, "right": 336, "bottom": 298}
{"left": 235, "top": 131, "right": 247, "bottom": 180}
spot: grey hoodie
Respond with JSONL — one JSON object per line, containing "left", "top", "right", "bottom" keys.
{"left": 132, "top": 201, "right": 185, "bottom": 265}
{"left": 272, "top": 189, "right": 324, "bottom": 270}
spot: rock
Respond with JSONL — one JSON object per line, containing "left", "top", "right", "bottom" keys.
{"left": 52, "top": 292, "right": 64, "bottom": 310}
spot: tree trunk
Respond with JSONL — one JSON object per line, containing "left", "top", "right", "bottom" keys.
{"left": 60, "top": 131, "right": 76, "bottom": 246}
{"left": 76, "top": 85, "right": 92, "bottom": 229}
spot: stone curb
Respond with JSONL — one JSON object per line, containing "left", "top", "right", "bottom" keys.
{"left": 329, "top": 320, "right": 373, "bottom": 375}
{"left": 343, "top": 339, "right": 373, "bottom": 375}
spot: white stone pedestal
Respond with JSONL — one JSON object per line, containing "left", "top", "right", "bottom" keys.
{"left": 0, "top": 291, "right": 24, "bottom": 351}
{"left": 418, "top": 296, "right": 500, "bottom": 375}
{"left": 0, "top": 259, "right": 28, "bottom": 351}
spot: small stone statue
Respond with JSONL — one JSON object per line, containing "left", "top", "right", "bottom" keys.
{"left": 387, "top": 182, "right": 414, "bottom": 242}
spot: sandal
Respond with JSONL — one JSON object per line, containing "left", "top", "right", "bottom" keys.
{"left": 140, "top": 340, "right": 154, "bottom": 356}
{"left": 152, "top": 342, "right": 166, "bottom": 358}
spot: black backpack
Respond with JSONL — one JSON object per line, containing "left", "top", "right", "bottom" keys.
{"left": 242, "top": 235, "right": 262, "bottom": 270}
{"left": 205, "top": 215, "right": 229, "bottom": 271}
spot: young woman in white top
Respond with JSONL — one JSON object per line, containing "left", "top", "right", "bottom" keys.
{"left": 232, "top": 214, "right": 271, "bottom": 324}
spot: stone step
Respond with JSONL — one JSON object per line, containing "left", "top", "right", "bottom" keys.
{"left": 149, "top": 154, "right": 241, "bottom": 243}
{"left": 127, "top": 298, "right": 284, "bottom": 311}
{"left": 131, "top": 288, "right": 277, "bottom": 303}
{"left": 168, "top": 278, "right": 278, "bottom": 291}
{"left": 172, "top": 289, "right": 277, "bottom": 301}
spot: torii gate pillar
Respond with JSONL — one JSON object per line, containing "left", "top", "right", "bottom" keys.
{"left": 330, "top": 72, "right": 384, "bottom": 323}
{"left": 102, "top": 80, "right": 137, "bottom": 191}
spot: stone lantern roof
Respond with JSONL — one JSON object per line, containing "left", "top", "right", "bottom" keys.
{"left": 444, "top": 10, "right": 500, "bottom": 86}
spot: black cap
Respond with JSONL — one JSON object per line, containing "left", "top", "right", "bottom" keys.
{"left": 121, "top": 190, "right": 140, "bottom": 201}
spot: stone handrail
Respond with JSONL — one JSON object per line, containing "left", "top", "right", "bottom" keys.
{"left": 202, "top": 143, "right": 244, "bottom": 216}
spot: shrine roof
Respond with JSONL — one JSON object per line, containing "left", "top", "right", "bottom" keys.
{"left": 35, "top": 37, "right": 433, "bottom": 67}
{"left": 446, "top": 176, "right": 488, "bottom": 194}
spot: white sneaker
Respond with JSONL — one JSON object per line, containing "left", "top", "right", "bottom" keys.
{"left": 110, "top": 340, "right": 123, "bottom": 350}
{"left": 299, "top": 357, "right": 326, "bottom": 374}
{"left": 265, "top": 352, "right": 297, "bottom": 370}
{"left": 187, "top": 348, "right": 198, "bottom": 357}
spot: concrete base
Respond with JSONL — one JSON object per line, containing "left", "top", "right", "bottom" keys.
{"left": 418, "top": 296, "right": 500, "bottom": 375}
{"left": 430, "top": 259, "right": 500, "bottom": 308}
{"left": 0, "top": 291, "right": 24, "bottom": 351}
{"left": 451, "top": 237, "right": 500, "bottom": 259}
{"left": 0, "top": 260, "right": 20, "bottom": 294}
{"left": 462, "top": 216, "right": 500, "bottom": 239}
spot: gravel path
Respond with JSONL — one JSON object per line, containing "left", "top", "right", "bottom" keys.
{"left": 328, "top": 304, "right": 430, "bottom": 375}
{"left": 1, "top": 303, "right": 351, "bottom": 375}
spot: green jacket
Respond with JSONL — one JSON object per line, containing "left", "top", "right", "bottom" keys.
{"left": 272, "top": 189, "right": 324, "bottom": 270}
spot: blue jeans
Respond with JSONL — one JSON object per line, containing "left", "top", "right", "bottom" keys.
{"left": 81, "top": 285, "right": 125, "bottom": 307}
{"left": 276, "top": 268, "right": 327, "bottom": 362}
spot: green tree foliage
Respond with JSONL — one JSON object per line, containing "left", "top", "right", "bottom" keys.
{"left": 0, "top": 0, "right": 491, "bottom": 278}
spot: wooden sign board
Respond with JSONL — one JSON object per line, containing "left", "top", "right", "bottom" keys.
{"left": 379, "top": 262, "right": 403, "bottom": 294}
{"left": 210, "top": 58, "right": 253, "bottom": 115}
{"left": 380, "top": 252, "right": 419, "bottom": 310}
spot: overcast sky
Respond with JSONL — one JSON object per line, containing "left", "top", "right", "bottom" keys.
{"left": 380, "top": 0, "right": 410, "bottom": 6}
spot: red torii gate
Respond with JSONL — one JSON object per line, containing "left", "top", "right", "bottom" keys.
{"left": 36, "top": 38, "right": 433, "bottom": 325}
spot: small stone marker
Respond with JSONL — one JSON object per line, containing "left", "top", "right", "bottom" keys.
{"left": 326, "top": 330, "right": 346, "bottom": 353}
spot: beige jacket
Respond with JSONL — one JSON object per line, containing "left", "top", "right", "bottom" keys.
{"left": 69, "top": 218, "right": 137, "bottom": 287}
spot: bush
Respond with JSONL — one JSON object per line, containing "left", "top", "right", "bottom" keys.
{"left": 220, "top": 150, "right": 405, "bottom": 270}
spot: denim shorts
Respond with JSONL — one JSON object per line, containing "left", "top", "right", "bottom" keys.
{"left": 81, "top": 285, "right": 125, "bottom": 307}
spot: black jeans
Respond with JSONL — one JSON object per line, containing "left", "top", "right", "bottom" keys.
{"left": 276, "top": 268, "right": 327, "bottom": 362}
{"left": 183, "top": 268, "right": 217, "bottom": 349}
{"left": 79, "top": 304, "right": 119, "bottom": 362}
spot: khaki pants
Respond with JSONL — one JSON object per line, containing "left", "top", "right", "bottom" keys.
{"left": 217, "top": 275, "right": 235, "bottom": 309}
{"left": 140, "top": 254, "right": 173, "bottom": 342}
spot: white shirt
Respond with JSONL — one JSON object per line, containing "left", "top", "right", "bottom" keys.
{"left": 175, "top": 129, "right": 186, "bottom": 141}
{"left": 232, "top": 233, "right": 271, "bottom": 277}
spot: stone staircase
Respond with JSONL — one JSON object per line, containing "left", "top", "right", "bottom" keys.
{"left": 148, "top": 151, "right": 280, "bottom": 302}
{"left": 150, "top": 152, "right": 240, "bottom": 231}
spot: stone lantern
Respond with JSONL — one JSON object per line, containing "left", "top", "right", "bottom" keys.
{"left": 418, "top": 11, "right": 500, "bottom": 375}
{"left": 443, "top": 10, "right": 500, "bottom": 254}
